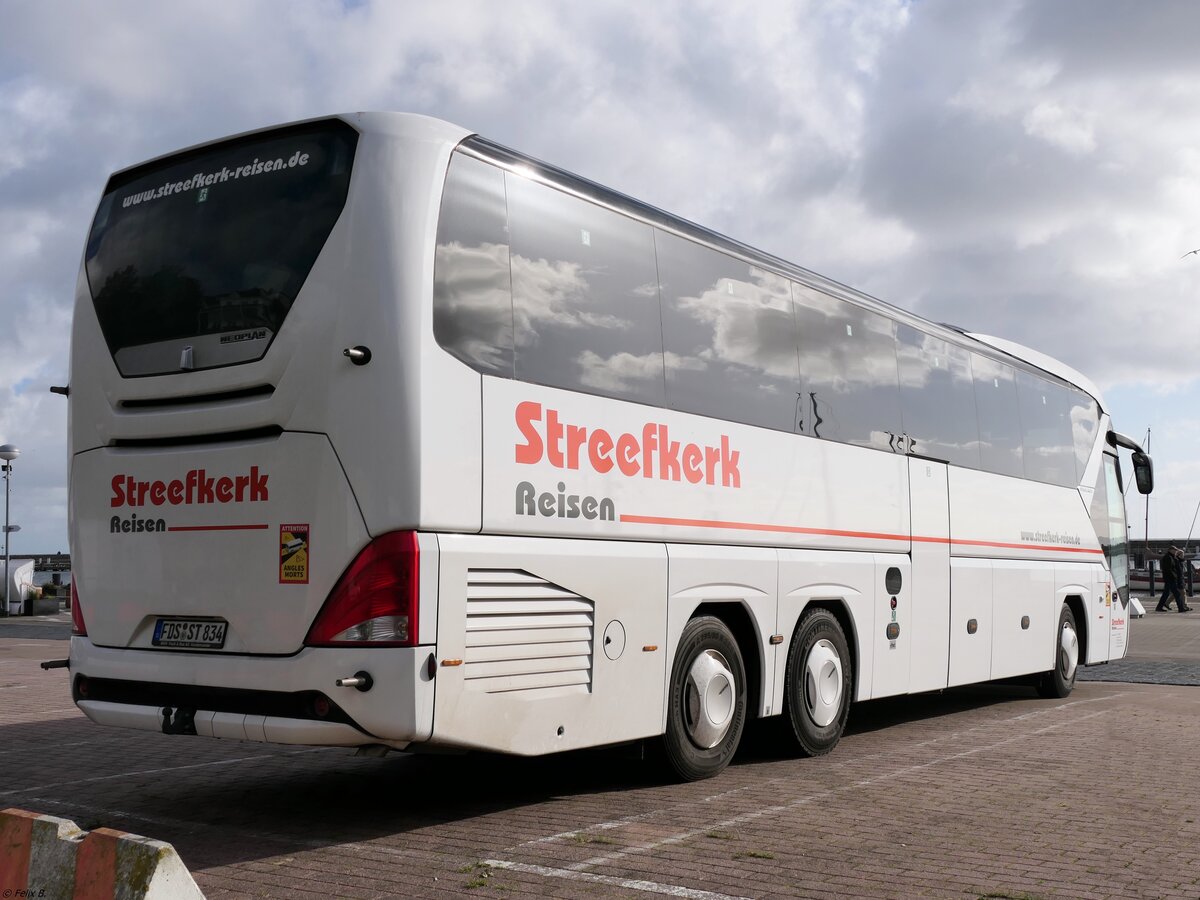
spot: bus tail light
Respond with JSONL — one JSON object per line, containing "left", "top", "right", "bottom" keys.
{"left": 70, "top": 583, "right": 87, "bottom": 636}
{"left": 305, "top": 532, "right": 419, "bottom": 647}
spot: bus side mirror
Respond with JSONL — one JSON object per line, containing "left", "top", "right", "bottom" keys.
{"left": 1131, "top": 450, "right": 1154, "bottom": 495}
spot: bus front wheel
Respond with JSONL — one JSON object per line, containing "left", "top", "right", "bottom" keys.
{"left": 784, "top": 608, "right": 852, "bottom": 756}
{"left": 662, "top": 616, "right": 747, "bottom": 781}
{"left": 1037, "top": 603, "right": 1079, "bottom": 698}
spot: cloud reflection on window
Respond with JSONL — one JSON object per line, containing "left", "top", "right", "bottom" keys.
{"left": 433, "top": 240, "right": 512, "bottom": 375}
{"left": 430, "top": 149, "right": 1099, "bottom": 487}
{"left": 506, "top": 172, "right": 664, "bottom": 405}
{"left": 896, "top": 323, "right": 980, "bottom": 466}
{"left": 510, "top": 253, "right": 628, "bottom": 340}
{"left": 657, "top": 229, "right": 801, "bottom": 432}
{"left": 579, "top": 350, "right": 700, "bottom": 394}
{"left": 793, "top": 282, "right": 901, "bottom": 450}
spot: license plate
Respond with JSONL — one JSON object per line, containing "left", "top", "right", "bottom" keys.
{"left": 152, "top": 618, "right": 228, "bottom": 649}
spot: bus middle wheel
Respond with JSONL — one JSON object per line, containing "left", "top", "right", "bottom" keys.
{"left": 662, "top": 615, "right": 747, "bottom": 781}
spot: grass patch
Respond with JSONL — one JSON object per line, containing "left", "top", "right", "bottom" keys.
{"left": 569, "top": 832, "right": 618, "bottom": 845}
{"left": 734, "top": 850, "right": 775, "bottom": 860}
{"left": 461, "top": 862, "right": 494, "bottom": 889}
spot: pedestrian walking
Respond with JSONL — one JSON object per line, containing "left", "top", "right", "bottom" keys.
{"left": 1157, "top": 546, "right": 1192, "bottom": 612}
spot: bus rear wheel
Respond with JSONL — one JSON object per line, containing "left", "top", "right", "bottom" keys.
{"left": 784, "top": 608, "right": 852, "bottom": 756}
{"left": 1037, "top": 603, "right": 1079, "bottom": 698}
{"left": 662, "top": 616, "right": 747, "bottom": 781}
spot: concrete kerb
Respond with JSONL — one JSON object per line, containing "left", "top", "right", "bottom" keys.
{"left": 0, "top": 808, "right": 204, "bottom": 899}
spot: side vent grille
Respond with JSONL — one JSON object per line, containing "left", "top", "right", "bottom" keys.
{"left": 464, "top": 569, "right": 594, "bottom": 694}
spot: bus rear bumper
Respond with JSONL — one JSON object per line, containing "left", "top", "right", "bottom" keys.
{"left": 69, "top": 636, "right": 434, "bottom": 747}
{"left": 76, "top": 700, "right": 396, "bottom": 747}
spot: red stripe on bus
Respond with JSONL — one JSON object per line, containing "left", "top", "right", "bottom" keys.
{"left": 619, "top": 514, "right": 907, "bottom": 542}
{"left": 950, "top": 537, "right": 1102, "bottom": 554}
{"left": 618, "top": 513, "right": 1103, "bottom": 555}
{"left": 166, "top": 524, "right": 270, "bottom": 532}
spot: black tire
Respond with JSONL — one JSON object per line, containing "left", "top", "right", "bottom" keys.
{"left": 1037, "top": 603, "right": 1079, "bottom": 698}
{"left": 661, "top": 616, "right": 747, "bottom": 781}
{"left": 784, "top": 608, "right": 853, "bottom": 756}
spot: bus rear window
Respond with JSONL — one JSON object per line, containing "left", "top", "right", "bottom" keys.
{"left": 85, "top": 119, "right": 357, "bottom": 376}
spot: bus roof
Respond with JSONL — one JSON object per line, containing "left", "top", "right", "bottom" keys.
{"left": 104, "top": 111, "right": 1104, "bottom": 409}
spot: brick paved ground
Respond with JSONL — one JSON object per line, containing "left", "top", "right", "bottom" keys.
{"left": 1079, "top": 597, "right": 1200, "bottom": 685}
{"left": 2, "top": 608, "right": 1199, "bottom": 899}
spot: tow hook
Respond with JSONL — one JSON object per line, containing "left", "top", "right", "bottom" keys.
{"left": 335, "top": 671, "right": 374, "bottom": 692}
{"left": 161, "top": 706, "right": 197, "bottom": 735}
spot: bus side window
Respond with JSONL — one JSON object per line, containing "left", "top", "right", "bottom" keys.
{"left": 971, "top": 354, "right": 1024, "bottom": 478}
{"left": 433, "top": 154, "right": 514, "bottom": 377}
{"left": 895, "top": 324, "right": 980, "bottom": 467}
{"left": 1016, "top": 372, "right": 1078, "bottom": 486}
{"left": 1069, "top": 389, "right": 1099, "bottom": 483}
{"left": 505, "top": 173, "right": 664, "bottom": 406}
{"left": 792, "top": 283, "right": 902, "bottom": 453}
{"left": 655, "top": 229, "right": 800, "bottom": 432}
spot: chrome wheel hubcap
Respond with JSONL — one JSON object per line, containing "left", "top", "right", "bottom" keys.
{"left": 684, "top": 649, "right": 735, "bottom": 749}
{"left": 1059, "top": 621, "right": 1078, "bottom": 682}
{"left": 804, "top": 639, "right": 843, "bottom": 728}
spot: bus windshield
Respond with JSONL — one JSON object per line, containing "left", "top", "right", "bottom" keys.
{"left": 84, "top": 119, "right": 357, "bottom": 376}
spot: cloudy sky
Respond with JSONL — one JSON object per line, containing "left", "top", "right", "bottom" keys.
{"left": 2, "top": 0, "right": 1199, "bottom": 556}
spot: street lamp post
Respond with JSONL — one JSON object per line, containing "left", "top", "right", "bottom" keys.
{"left": 0, "top": 444, "right": 20, "bottom": 617}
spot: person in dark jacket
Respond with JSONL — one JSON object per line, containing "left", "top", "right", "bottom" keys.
{"left": 1157, "top": 546, "right": 1192, "bottom": 612}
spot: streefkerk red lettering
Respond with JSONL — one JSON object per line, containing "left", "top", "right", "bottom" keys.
{"left": 514, "top": 402, "right": 741, "bottom": 488}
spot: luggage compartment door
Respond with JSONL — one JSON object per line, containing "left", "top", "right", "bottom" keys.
{"left": 433, "top": 535, "right": 667, "bottom": 755}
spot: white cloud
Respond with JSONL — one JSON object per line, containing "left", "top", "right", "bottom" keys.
{"left": 0, "top": 80, "right": 74, "bottom": 180}
{"left": 1022, "top": 102, "right": 1096, "bottom": 156}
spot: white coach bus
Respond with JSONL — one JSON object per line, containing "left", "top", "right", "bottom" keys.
{"left": 66, "top": 113, "right": 1153, "bottom": 780}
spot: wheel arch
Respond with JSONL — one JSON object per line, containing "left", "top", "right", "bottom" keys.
{"left": 691, "top": 601, "right": 763, "bottom": 720}
{"left": 1063, "top": 593, "right": 1088, "bottom": 664}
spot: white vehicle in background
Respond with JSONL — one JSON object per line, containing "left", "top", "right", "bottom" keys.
{"left": 4, "top": 558, "right": 34, "bottom": 616}
{"left": 64, "top": 113, "right": 1153, "bottom": 780}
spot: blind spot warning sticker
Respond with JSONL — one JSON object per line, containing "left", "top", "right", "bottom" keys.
{"left": 280, "top": 524, "right": 310, "bottom": 584}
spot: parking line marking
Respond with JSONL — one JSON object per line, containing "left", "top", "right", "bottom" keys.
{"left": 562, "top": 710, "right": 1110, "bottom": 873}
{"left": 508, "top": 691, "right": 1132, "bottom": 854}
{"left": 495, "top": 700, "right": 1119, "bottom": 884}
{"left": 483, "top": 859, "right": 752, "bottom": 900}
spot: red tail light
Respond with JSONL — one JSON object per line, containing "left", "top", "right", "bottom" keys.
{"left": 305, "top": 531, "right": 419, "bottom": 646}
{"left": 70, "top": 582, "right": 87, "bottom": 636}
